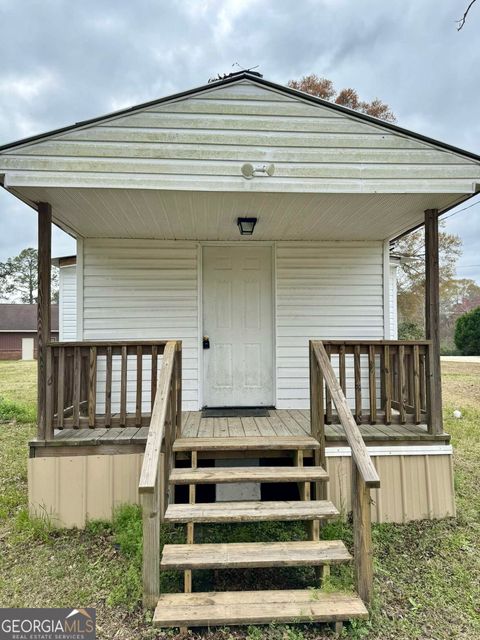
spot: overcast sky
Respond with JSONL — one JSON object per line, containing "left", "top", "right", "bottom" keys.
{"left": 0, "top": 0, "right": 479, "bottom": 280}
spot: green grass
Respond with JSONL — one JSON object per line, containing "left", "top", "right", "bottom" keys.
{"left": 0, "top": 361, "right": 479, "bottom": 639}
{"left": 0, "top": 360, "right": 37, "bottom": 423}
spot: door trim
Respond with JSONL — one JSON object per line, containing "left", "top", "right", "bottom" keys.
{"left": 198, "top": 242, "right": 276, "bottom": 409}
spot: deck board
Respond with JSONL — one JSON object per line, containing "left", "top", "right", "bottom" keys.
{"left": 37, "top": 408, "right": 448, "bottom": 449}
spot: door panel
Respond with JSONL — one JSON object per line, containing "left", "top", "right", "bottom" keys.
{"left": 203, "top": 246, "right": 273, "bottom": 407}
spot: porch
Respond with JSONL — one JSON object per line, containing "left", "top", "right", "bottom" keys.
{"left": 30, "top": 337, "right": 449, "bottom": 457}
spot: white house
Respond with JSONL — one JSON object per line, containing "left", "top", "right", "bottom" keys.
{"left": 1, "top": 70, "right": 478, "bottom": 627}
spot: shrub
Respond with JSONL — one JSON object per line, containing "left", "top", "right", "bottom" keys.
{"left": 454, "top": 307, "right": 480, "bottom": 355}
{"left": 398, "top": 321, "right": 424, "bottom": 340}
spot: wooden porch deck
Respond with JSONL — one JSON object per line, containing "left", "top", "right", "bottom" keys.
{"left": 30, "top": 408, "right": 449, "bottom": 457}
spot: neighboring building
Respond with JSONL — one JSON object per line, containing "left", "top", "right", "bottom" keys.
{"left": 0, "top": 303, "right": 59, "bottom": 359}
{"left": 52, "top": 255, "right": 77, "bottom": 340}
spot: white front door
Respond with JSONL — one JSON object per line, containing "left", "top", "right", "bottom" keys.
{"left": 203, "top": 245, "right": 273, "bottom": 407}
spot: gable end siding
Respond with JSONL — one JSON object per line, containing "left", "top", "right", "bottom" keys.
{"left": 2, "top": 81, "right": 479, "bottom": 193}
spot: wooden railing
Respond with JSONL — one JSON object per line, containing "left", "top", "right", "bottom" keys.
{"left": 321, "top": 340, "right": 439, "bottom": 434}
{"left": 43, "top": 340, "right": 171, "bottom": 439}
{"left": 137, "top": 341, "right": 182, "bottom": 608}
{"left": 310, "top": 340, "right": 381, "bottom": 605}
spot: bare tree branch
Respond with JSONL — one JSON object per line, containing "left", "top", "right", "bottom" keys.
{"left": 457, "top": 0, "right": 477, "bottom": 30}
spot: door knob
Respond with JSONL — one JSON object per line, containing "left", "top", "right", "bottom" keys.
{"left": 203, "top": 336, "right": 210, "bottom": 349}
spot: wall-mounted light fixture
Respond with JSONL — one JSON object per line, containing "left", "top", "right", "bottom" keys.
{"left": 237, "top": 217, "right": 257, "bottom": 235}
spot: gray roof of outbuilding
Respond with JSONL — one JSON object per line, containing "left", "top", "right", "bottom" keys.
{"left": 0, "top": 304, "right": 59, "bottom": 331}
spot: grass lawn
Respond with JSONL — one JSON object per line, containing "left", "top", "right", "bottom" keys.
{"left": 0, "top": 360, "right": 479, "bottom": 639}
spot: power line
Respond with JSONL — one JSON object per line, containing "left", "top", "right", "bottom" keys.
{"left": 442, "top": 198, "right": 480, "bottom": 222}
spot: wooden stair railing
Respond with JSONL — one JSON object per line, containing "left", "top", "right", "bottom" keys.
{"left": 138, "top": 340, "right": 182, "bottom": 608}
{"left": 310, "top": 340, "right": 381, "bottom": 605}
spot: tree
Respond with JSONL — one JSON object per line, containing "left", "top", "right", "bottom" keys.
{"left": 393, "top": 223, "right": 463, "bottom": 333}
{"left": 0, "top": 248, "right": 58, "bottom": 303}
{"left": 287, "top": 74, "right": 396, "bottom": 122}
{"left": 455, "top": 307, "right": 480, "bottom": 355}
{"left": 457, "top": 0, "right": 477, "bottom": 30}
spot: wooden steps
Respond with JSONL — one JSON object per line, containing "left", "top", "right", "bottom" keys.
{"left": 173, "top": 435, "right": 320, "bottom": 452}
{"left": 161, "top": 540, "right": 351, "bottom": 570}
{"left": 169, "top": 465, "right": 328, "bottom": 484}
{"left": 164, "top": 499, "right": 339, "bottom": 523}
{"left": 153, "top": 589, "right": 368, "bottom": 627}
{"left": 150, "top": 425, "right": 371, "bottom": 631}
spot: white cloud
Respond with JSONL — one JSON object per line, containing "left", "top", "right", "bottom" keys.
{"left": 0, "top": 69, "right": 57, "bottom": 102}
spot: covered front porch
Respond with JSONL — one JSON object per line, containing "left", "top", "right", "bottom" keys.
{"left": 31, "top": 335, "right": 448, "bottom": 457}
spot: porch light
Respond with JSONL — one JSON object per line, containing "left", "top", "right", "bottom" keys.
{"left": 237, "top": 217, "right": 257, "bottom": 235}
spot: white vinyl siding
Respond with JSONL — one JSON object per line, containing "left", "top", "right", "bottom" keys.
{"left": 59, "top": 264, "right": 77, "bottom": 340}
{"left": 80, "top": 238, "right": 386, "bottom": 411}
{"left": 3, "top": 80, "right": 479, "bottom": 195}
{"left": 81, "top": 238, "right": 199, "bottom": 410}
{"left": 389, "top": 262, "right": 399, "bottom": 339}
{"left": 275, "top": 241, "right": 385, "bottom": 409}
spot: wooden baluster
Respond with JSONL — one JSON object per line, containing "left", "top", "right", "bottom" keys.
{"left": 80, "top": 350, "right": 89, "bottom": 416}
{"left": 73, "top": 346, "right": 81, "bottom": 428}
{"left": 368, "top": 345, "right": 376, "bottom": 425}
{"left": 45, "top": 346, "right": 54, "bottom": 440}
{"left": 413, "top": 345, "right": 421, "bottom": 424}
{"left": 398, "top": 345, "right": 406, "bottom": 424}
{"left": 105, "top": 346, "right": 112, "bottom": 427}
{"left": 151, "top": 345, "right": 158, "bottom": 411}
{"left": 419, "top": 349, "right": 426, "bottom": 414}
{"left": 88, "top": 346, "right": 97, "bottom": 428}
{"left": 325, "top": 344, "right": 332, "bottom": 424}
{"left": 175, "top": 343, "right": 182, "bottom": 438}
{"left": 407, "top": 349, "right": 415, "bottom": 407}
{"left": 339, "top": 344, "right": 346, "bottom": 394}
{"left": 354, "top": 345, "right": 362, "bottom": 424}
{"left": 136, "top": 346, "right": 143, "bottom": 427}
{"left": 57, "top": 347, "right": 65, "bottom": 429}
{"left": 120, "top": 346, "right": 127, "bottom": 427}
{"left": 383, "top": 345, "right": 391, "bottom": 425}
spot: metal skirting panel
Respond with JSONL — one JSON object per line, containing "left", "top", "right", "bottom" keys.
{"left": 326, "top": 453, "right": 456, "bottom": 523}
{"left": 28, "top": 454, "right": 144, "bottom": 528}
{"left": 28, "top": 451, "right": 455, "bottom": 529}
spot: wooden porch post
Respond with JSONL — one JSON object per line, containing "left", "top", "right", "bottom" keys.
{"left": 425, "top": 209, "right": 443, "bottom": 435}
{"left": 37, "top": 202, "right": 52, "bottom": 440}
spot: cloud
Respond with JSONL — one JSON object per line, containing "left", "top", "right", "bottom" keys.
{"left": 0, "top": 0, "right": 478, "bottom": 279}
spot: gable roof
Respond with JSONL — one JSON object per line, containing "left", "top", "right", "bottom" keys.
{"left": 0, "top": 71, "right": 479, "bottom": 164}
{"left": 0, "top": 304, "right": 59, "bottom": 332}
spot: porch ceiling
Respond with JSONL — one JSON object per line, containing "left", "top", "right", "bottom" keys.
{"left": 9, "top": 186, "right": 469, "bottom": 241}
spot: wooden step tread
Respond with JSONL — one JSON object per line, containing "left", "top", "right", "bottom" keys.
{"left": 164, "top": 500, "right": 339, "bottom": 523}
{"left": 153, "top": 589, "right": 368, "bottom": 627}
{"left": 173, "top": 436, "right": 320, "bottom": 452}
{"left": 161, "top": 540, "right": 351, "bottom": 570}
{"left": 169, "top": 465, "right": 328, "bottom": 484}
